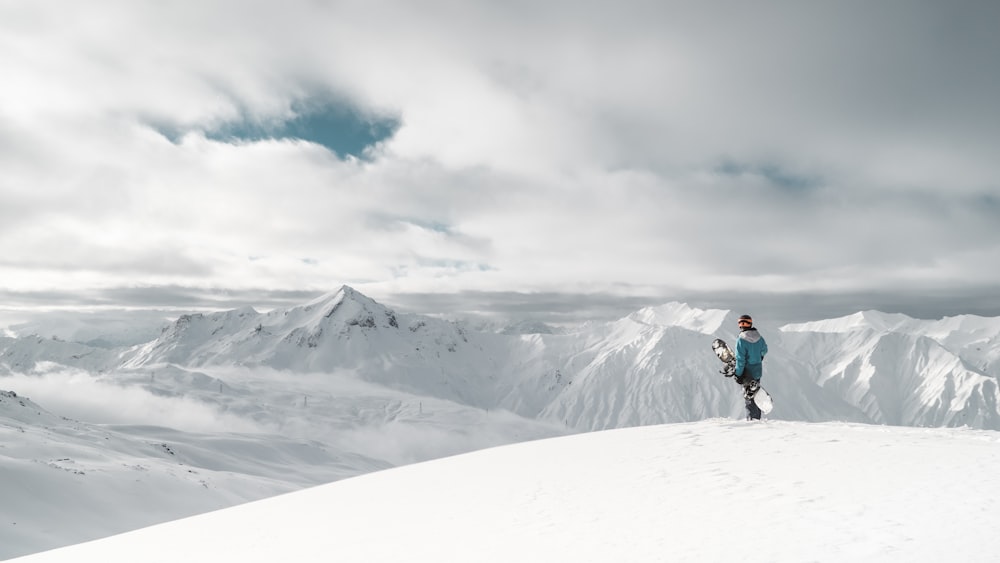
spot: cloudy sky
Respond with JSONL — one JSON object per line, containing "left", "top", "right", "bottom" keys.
{"left": 2, "top": 1, "right": 999, "bottom": 326}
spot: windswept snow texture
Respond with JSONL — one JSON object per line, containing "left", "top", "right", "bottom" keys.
{"left": 11, "top": 421, "right": 1000, "bottom": 563}
{"left": 3, "top": 286, "right": 1000, "bottom": 558}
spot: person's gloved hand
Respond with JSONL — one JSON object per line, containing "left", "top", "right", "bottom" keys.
{"left": 735, "top": 374, "right": 747, "bottom": 385}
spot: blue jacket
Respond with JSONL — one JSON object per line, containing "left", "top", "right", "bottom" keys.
{"left": 735, "top": 328, "right": 767, "bottom": 380}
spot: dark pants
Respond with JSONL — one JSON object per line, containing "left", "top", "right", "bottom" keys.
{"left": 745, "top": 394, "right": 761, "bottom": 420}
{"left": 743, "top": 380, "right": 762, "bottom": 420}
{"left": 738, "top": 363, "right": 764, "bottom": 420}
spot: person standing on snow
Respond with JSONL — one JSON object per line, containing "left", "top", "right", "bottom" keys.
{"left": 734, "top": 314, "right": 768, "bottom": 420}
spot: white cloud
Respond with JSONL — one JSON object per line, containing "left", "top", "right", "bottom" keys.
{"left": 2, "top": 368, "right": 263, "bottom": 433}
{"left": 0, "top": 1, "right": 998, "bottom": 317}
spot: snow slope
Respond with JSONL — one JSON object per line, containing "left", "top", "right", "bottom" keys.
{"left": 11, "top": 420, "right": 1000, "bottom": 563}
{"left": 0, "top": 389, "right": 390, "bottom": 558}
{"left": 0, "top": 364, "right": 561, "bottom": 558}
{"left": 4, "top": 287, "right": 1000, "bottom": 558}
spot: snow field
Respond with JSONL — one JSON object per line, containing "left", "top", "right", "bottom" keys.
{"left": 12, "top": 420, "right": 1000, "bottom": 563}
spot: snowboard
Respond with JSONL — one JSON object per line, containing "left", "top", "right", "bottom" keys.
{"left": 711, "top": 338, "right": 773, "bottom": 415}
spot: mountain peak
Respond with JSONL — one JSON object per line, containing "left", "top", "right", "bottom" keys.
{"left": 782, "top": 310, "right": 915, "bottom": 333}
{"left": 303, "top": 285, "right": 351, "bottom": 308}
{"left": 627, "top": 302, "right": 731, "bottom": 335}
{"left": 289, "top": 286, "right": 397, "bottom": 334}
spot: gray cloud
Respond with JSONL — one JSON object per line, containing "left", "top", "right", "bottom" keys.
{"left": 0, "top": 286, "right": 319, "bottom": 313}
{"left": 2, "top": 368, "right": 264, "bottom": 432}
{"left": 3, "top": 283, "right": 998, "bottom": 340}
{"left": 384, "top": 286, "right": 1000, "bottom": 329}
{"left": 0, "top": 1, "right": 998, "bottom": 319}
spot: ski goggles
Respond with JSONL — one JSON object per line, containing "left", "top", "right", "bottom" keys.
{"left": 738, "top": 320, "right": 752, "bottom": 326}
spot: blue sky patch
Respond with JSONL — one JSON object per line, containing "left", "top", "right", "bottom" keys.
{"left": 198, "top": 99, "right": 399, "bottom": 159}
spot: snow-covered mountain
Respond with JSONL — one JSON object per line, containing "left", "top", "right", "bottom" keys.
{"left": 3, "top": 286, "right": 1000, "bottom": 558}
{"left": 11, "top": 285, "right": 996, "bottom": 431}
{"left": 781, "top": 310, "right": 1000, "bottom": 428}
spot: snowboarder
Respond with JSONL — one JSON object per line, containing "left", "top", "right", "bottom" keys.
{"left": 734, "top": 314, "right": 768, "bottom": 420}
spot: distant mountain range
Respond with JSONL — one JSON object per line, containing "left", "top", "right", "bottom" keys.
{"left": 4, "top": 285, "right": 999, "bottom": 430}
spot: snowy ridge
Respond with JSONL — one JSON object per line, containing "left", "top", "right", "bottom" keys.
{"left": 782, "top": 310, "right": 1000, "bottom": 374}
{"left": 781, "top": 310, "right": 914, "bottom": 333}
{"left": 782, "top": 330, "right": 999, "bottom": 427}
{"left": 126, "top": 285, "right": 462, "bottom": 377}
{"left": 779, "top": 308, "right": 1000, "bottom": 428}
{"left": 120, "top": 290, "right": 1000, "bottom": 431}
{"left": 6, "top": 311, "right": 169, "bottom": 348}
{"left": 627, "top": 301, "right": 732, "bottom": 335}
{"left": 6, "top": 287, "right": 1000, "bottom": 431}
{"left": 0, "top": 335, "right": 119, "bottom": 373}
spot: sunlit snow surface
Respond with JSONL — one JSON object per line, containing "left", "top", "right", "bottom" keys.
{"left": 11, "top": 420, "right": 1000, "bottom": 563}
{"left": 3, "top": 289, "right": 1000, "bottom": 559}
